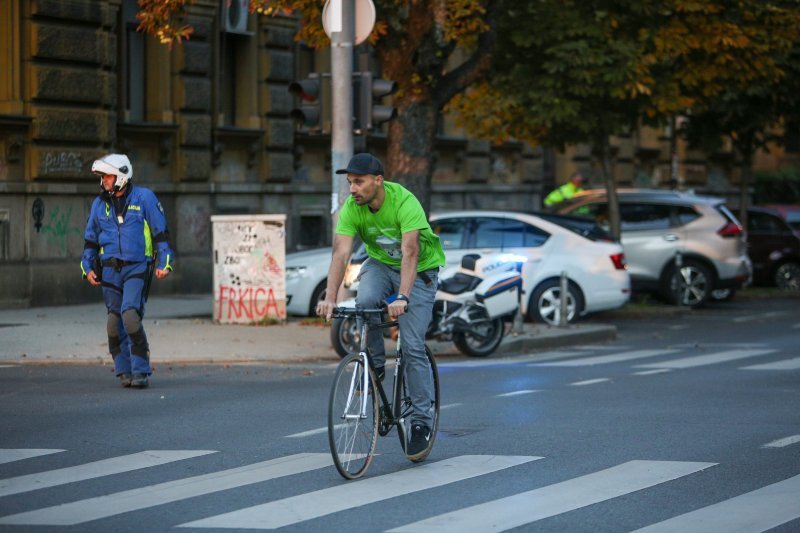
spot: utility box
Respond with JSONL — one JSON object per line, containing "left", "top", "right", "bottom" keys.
{"left": 211, "top": 214, "right": 287, "bottom": 324}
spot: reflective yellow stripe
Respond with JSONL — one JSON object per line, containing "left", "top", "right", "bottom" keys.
{"left": 143, "top": 220, "right": 153, "bottom": 258}
{"left": 80, "top": 261, "right": 87, "bottom": 276}
{"left": 164, "top": 253, "right": 172, "bottom": 271}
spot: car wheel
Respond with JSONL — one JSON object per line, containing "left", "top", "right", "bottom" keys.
{"left": 309, "top": 280, "right": 327, "bottom": 316}
{"left": 663, "top": 260, "right": 712, "bottom": 307}
{"left": 527, "top": 279, "right": 583, "bottom": 325}
{"left": 774, "top": 261, "right": 800, "bottom": 291}
{"left": 710, "top": 288, "right": 735, "bottom": 301}
{"left": 330, "top": 316, "right": 360, "bottom": 358}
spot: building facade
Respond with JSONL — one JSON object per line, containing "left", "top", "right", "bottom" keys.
{"left": 0, "top": 1, "right": 790, "bottom": 307}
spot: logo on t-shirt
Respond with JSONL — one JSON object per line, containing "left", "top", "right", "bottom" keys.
{"left": 376, "top": 235, "right": 402, "bottom": 258}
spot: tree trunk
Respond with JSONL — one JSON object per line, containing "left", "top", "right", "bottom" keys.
{"left": 384, "top": 100, "right": 439, "bottom": 214}
{"left": 597, "top": 135, "right": 621, "bottom": 241}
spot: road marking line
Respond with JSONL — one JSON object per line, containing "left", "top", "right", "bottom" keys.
{"left": 496, "top": 390, "right": 540, "bottom": 397}
{"left": 390, "top": 460, "right": 716, "bottom": 532}
{"left": 0, "top": 453, "right": 332, "bottom": 526}
{"left": 531, "top": 349, "right": 679, "bottom": 367}
{"left": 285, "top": 426, "right": 328, "bottom": 438}
{"left": 570, "top": 378, "right": 611, "bottom": 386}
{"left": 632, "top": 369, "right": 672, "bottom": 376}
{"left": 741, "top": 357, "right": 800, "bottom": 371}
{"left": 762, "top": 434, "right": 800, "bottom": 448}
{"left": 178, "top": 455, "right": 542, "bottom": 530}
{"left": 0, "top": 449, "right": 64, "bottom": 465}
{"left": 667, "top": 324, "right": 690, "bottom": 330}
{"left": 793, "top": 323, "right": 800, "bottom": 329}
{"left": 287, "top": 404, "right": 460, "bottom": 438}
{"left": 733, "top": 311, "right": 786, "bottom": 323}
{"left": 632, "top": 473, "right": 800, "bottom": 533}
{"left": 635, "top": 349, "right": 776, "bottom": 369}
{"left": 0, "top": 450, "right": 216, "bottom": 498}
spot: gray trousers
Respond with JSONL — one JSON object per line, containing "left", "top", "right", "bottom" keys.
{"left": 356, "top": 258, "right": 438, "bottom": 427}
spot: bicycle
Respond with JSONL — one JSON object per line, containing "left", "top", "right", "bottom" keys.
{"left": 327, "top": 305, "right": 440, "bottom": 480}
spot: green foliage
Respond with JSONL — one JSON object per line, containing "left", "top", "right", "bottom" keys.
{"left": 753, "top": 167, "right": 800, "bottom": 204}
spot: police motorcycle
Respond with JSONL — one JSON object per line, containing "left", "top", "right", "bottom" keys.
{"left": 330, "top": 252, "right": 524, "bottom": 358}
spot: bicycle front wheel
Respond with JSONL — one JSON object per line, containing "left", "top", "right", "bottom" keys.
{"left": 328, "top": 353, "right": 379, "bottom": 479}
{"left": 396, "top": 345, "right": 440, "bottom": 462}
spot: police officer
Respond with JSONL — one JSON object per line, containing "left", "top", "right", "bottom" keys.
{"left": 81, "top": 154, "right": 174, "bottom": 388}
{"left": 543, "top": 171, "right": 585, "bottom": 207}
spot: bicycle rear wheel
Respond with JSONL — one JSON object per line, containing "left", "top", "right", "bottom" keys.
{"left": 396, "top": 345, "right": 440, "bottom": 462}
{"left": 328, "top": 353, "right": 379, "bottom": 479}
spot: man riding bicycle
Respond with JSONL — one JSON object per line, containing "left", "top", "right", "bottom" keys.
{"left": 317, "top": 152, "right": 445, "bottom": 461}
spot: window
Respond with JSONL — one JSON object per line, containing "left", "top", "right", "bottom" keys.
{"left": 432, "top": 219, "right": 467, "bottom": 250}
{"left": 675, "top": 206, "right": 700, "bottom": 226}
{"left": 568, "top": 203, "right": 610, "bottom": 231}
{"left": 619, "top": 203, "right": 672, "bottom": 231}
{"left": 472, "top": 218, "right": 507, "bottom": 248}
{"left": 122, "top": 0, "right": 145, "bottom": 122}
{"left": 469, "top": 217, "right": 549, "bottom": 249}
{"left": 0, "top": 209, "right": 8, "bottom": 260}
{"left": 298, "top": 215, "right": 326, "bottom": 248}
{"left": 748, "top": 212, "right": 783, "bottom": 234}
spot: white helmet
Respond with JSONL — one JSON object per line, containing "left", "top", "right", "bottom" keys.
{"left": 92, "top": 153, "right": 132, "bottom": 193}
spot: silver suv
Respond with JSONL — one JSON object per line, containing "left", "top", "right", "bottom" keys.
{"left": 556, "top": 189, "right": 752, "bottom": 306}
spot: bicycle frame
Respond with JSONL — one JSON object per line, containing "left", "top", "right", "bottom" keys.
{"left": 340, "top": 310, "right": 403, "bottom": 437}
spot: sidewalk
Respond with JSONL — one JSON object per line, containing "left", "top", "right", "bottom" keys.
{"left": 0, "top": 294, "right": 616, "bottom": 366}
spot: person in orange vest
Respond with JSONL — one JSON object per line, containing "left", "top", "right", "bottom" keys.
{"left": 544, "top": 172, "right": 585, "bottom": 207}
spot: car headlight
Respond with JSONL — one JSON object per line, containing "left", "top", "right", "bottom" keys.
{"left": 285, "top": 266, "right": 307, "bottom": 280}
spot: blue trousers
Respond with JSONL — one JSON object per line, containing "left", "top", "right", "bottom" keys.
{"left": 101, "top": 261, "right": 151, "bottom": 376}
{"left": 356, "top": 259, "right": 438, "bottom": 427}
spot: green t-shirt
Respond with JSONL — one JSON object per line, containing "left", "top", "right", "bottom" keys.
{"left": 336, "top": 181, "right": 446, "bottom": 271}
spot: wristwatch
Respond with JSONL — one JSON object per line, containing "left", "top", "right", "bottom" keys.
{"left": 394, "top": 294, "right": 409, "bottom": 303}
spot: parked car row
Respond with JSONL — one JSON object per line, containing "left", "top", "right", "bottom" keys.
{"left": 555, "top": 189, "right": 752, "bottom": 307}
{"left": 286, "top": 210, "right": 631, "bottom": 325}
{"left": 285, "top": 190, "right": 799, "bottom": 323}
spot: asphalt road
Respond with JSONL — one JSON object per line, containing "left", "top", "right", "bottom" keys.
{"left": 1, "top": 294, "right": 798, "bottom": 532}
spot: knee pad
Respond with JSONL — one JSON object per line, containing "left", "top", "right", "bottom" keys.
{"left": 122, "top": 309, "right": 149, "bottom": 357}
{"left": 106, "top": 312, "right": 122, "bottom": 355}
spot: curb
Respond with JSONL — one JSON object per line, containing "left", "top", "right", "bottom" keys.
{"left": 495, "top": 324, "right": 617, "bottom": 355}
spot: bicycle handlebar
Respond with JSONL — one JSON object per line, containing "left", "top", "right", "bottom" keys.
{"left": 331, "top": 306, "right": 399, "bottom": 329}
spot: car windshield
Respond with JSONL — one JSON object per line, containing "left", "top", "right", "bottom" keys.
{"left": 534, "top": 212, "right": 615, "bottom": 242}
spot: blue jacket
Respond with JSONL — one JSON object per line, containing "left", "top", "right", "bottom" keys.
{"left": 81, "top": 185, "right": 174, "bottom": 276}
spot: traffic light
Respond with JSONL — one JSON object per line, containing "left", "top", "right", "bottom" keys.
{"left": 288, "top": 73, "right": 323, "bottom": 130}
{"left": 355, "top": 72, "right": 398, "bottom": 131}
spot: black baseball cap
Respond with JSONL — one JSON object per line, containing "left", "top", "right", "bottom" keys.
{"left": 335, "top": 153, "right": 384, "bottom": 176}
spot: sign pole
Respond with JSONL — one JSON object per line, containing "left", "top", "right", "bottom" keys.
{"left": 329, "top": 0, "right": 355, "bottom": 237}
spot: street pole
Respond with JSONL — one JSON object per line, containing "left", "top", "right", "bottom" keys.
{"left": 330, "top": 0, "right": 354, "bottom": 236}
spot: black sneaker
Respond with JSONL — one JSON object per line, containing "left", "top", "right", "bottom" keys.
{"left": 406, "top": 423, "right": 431, "bottom": 461}
{"left": 118, "top": 373, "right": 132, "bottom": 388}
{"left": 130, "top": 374, "right": 149, "bottom": 389}
{"left": 375, "top": 366, "right": 385, "bottom": 382}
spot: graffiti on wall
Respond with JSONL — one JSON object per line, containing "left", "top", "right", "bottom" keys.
{"left": 40, "top": 205, "right": 82, "bottom": 254}
{"left": 212, "top": 217, "right": 286, "bottom": 324}
{"left": 42, "top": 152, "right": 83, "bottom": 175}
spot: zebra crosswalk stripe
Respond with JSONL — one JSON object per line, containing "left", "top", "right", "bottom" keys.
{"left": 634, "top": 349, "right": 776, "bottom": 369}
{"left": 632, "top": 473, "right": 800, "bottom": 532}
{"left": 0, "top": 453, "right": 331, "bottom": 526}
{"left": 178, "top": 455, "right": 542, "bottom": 530}
{"left": 0, "top": 450, "right": 215, "bottom": 498}
{"left": 741, "top": 357, "right": 800, "bottom": 371}
{"left": 389, "top": 460, "right": 716, "bottom": 533}
{"left": 0, "top": 449, "right": 64, "bottom": 465}
{"left": 530, "top": 349, "right": 680, "bottom": 367}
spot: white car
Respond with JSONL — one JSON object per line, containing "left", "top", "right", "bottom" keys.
{"left": 285, "top": 247, "right": 332, "bottom": 316}
{"left": 287, "top": 211, "right": 631, "bottom": 324}
{"left": 428, "top": 211, "right": 631, "bottom": 324}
